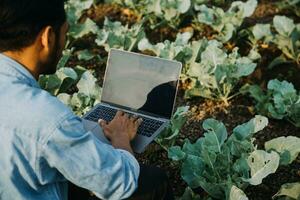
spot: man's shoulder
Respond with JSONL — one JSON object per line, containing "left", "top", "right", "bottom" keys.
{"left": 1, "top": 81, "right": 75, "bottom": 131}
{"left": 29, "top": 86, "right": 74, "bottom": 123}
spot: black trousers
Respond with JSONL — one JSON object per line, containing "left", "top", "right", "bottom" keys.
{"left": 68, "top": 165, "right": 174, "bottom": 200}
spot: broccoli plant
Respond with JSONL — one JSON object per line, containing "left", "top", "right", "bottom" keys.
{"left": 266, "top": 136, "right": 300, "bottom": 199}
{"left": 271, "top": 16, "right": 300, "bottom": 66}
{"left": 39, "top": 67, "right": 101, "bottom": 117}
{"left": 105, "top": 0, "right": 191, "bottom": 28}
{"left": 249, "top": 16, "right": 300, "bottom": 67}
{"left": 242, "top": 79, "right": 300, "bottom": 127}
{"left": 168, "top": 115, "right": 278, "bottom": 200}
{"left": 273, "top": 182, "right": 300, "bottom": 200}
{"left": 38, "top": 50, "right": 76, "bottom": 96}
{"left": 265, "top": 136, "right": 300, "bottom": 166}
{"left": 155, "top": 106, "right": 190, "bottom": 150}
{"left": 65, "top": 0, "right": 98, "bottom": 39}
{"left": 39, "top": 67, "right": 78, "bottom": 96}
{"left": 58, "top": 70, "right": 101, "bottom": 116}
{"left": 138, "top": 31, "right": 194, "bottom": 63}
{"left": 186, "top": 39, "right": 258, "bottom": 105}
{"left": 194, "top": 0, "right": 257, "bottom": 42}
{"left": 145, "top": 0, "right": 191, "bottom": 24}
{"left": 95, "top": 17, "right": 145, "bottom": 52}
{"left": 168, "top": 115, "right": 300, "bottom": 200}
{"left": 276, "top": 0, "right": 300, "bottom": 17}
{"left": 38, "top": 47, "right": 101, "bottom": 117}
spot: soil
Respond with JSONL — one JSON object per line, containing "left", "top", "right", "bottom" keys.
{"left": 68, "top": 1, "right": 300, "bottom": 199}
{"left": 87, "top": 3, "right": 140, "bottom": 27}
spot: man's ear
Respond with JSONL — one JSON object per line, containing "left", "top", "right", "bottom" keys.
{"left": 39, "top": 26, "right": 56, "bottom": 55}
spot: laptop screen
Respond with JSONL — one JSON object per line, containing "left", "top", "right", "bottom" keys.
{"left": 101, "top": 49, "right": 182, "bottom": 119}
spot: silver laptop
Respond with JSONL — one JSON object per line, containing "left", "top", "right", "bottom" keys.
{"left": 82, "top": 49, "right": 182, "bottom": 153}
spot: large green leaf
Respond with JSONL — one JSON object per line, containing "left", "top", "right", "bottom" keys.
{"left": 96, "top": 18, "right": 145, "bottom": 52}
{"left": 77, "top": 71, "right": 101, "bottom": 99}
{"left": 202, "top": 119, "right": 228, "bottom": 152}
{"left": 38, "top": 67, "right": 78, "bottom": 96}
{"left": 268, "top": 79, "right": 297, "bottom": 95}
{"left": 156, "top": 106, "right": 189, "bottom": 149}
{"left": 138, "top": 32, "right": 193, "bottom": 60}
{"left": 181, "top": 155, "right": 205, "bottom": 188}
{"left": 233, "top": 115, "right": 268, "bottom": 141}
{"left": 252, "top": 24, "right": 272, "bottom": 40}
{"left": 168, "top": 146, "right": 186, "bottom": 161}
{"left": 243, "top": 150, "right": 280, "bottom": 185}
{"left": 229, "top": 185, "right": 249, "bottom": 200}
{"left": 273, "top": 182, "right": 300, "bottom": 200}
{"left": 228, "top": 0, "right": 257, "bottom": 18}
{"left": 273, "top": 15, "right": 296, "bottom": 37}
{"left": 201, "top": 40, "right": 227, "bottom": 68}
{"left": 66, "top": 0, "right": 93, "bottom": 18}
{"left": 181, "top": 187, "right": 202, "bottom": 200}
{"left": 265, "top": 136, "right": 300, "bottom": 165}
{"left": 69, "top": 18, "right": 99, "bottom": 39}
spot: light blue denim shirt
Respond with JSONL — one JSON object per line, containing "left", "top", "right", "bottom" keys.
{"left": 0, "top": 53, "right": 140, "bottom": 200}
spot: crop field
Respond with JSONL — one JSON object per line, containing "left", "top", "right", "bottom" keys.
{"left": 40, "top": 0, "right": 300, "bottom": 199}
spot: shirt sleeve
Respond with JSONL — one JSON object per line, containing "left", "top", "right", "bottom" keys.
{"left": 41, "top": 113, "right": 140, "bottom": 200}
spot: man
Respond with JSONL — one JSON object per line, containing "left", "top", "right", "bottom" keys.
{"left": 0, "top": 0, "right": 174, "bottom": 199}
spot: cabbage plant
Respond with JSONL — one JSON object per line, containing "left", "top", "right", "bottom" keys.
{"left": 242, "top": 79, "right": 300, "bottom": 127}
{"left": 194, "top": 0, "right": 257, "bottom": 42}
{"left": 168, "top": 116, "right": 300, "bottom": 200}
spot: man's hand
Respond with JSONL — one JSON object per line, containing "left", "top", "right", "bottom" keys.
{"left": 98, "top": 111, "right": 142, "bottom": 154}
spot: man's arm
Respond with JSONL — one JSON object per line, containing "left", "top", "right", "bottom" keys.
{"left": 41, "top": 113, "right": 140, "bottom": 200}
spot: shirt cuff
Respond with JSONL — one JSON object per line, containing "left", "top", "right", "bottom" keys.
{"left": 117, "top": 149, "right": 140, "bottom": 181}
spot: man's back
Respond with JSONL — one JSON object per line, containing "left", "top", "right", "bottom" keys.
{"left": 0, "top": 54, "right": 139, "bottom": 200}
{"left": 0, "top": 53, "right": 74, "bottom": 199}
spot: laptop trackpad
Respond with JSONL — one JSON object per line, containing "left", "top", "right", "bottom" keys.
{"left": 82, "top": 119, "right": 111, "bottom": 144}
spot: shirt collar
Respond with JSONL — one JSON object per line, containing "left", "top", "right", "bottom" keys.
{"left": 0, "top": 53, "right": 40, "bottom": 88}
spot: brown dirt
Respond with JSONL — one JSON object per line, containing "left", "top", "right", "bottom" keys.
{"left": 144, "top": 23, "right": 178, "bottom": 44}
{"left": 87, "top": 3, "right": 140, "bottom": 27}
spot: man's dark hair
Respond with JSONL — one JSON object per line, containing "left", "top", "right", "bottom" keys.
{"left": 0, "top": 0, "right": 67, "bottom": 52}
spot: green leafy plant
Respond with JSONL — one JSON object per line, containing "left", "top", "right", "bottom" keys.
{"left": 249, "top": 16, "right": 300, "bottom": 67}
{"left": 265, "top": 136, "right": 300, "bottom": 166}
{"left": 276, "top": 0, "right": 300, "bottom": 17}
{"left": 105, "top": 0, "right": 191, "bottom": 28}
{"left": 155, "top": 106, "right": 190, "bottom": 150}
{"left": 38, "top": 49, "right": 77, "bottom": 96}
{"left": 273, "top": 182, "right": 300, "bottom": 200}
{"left": 39, "top": 67, "right": 78, "bottom": 96}
{"left": 194, "top": 0, "right": 257, "bottom": 42}
{"left": 242, "top": 79, "right": 300, "bottom": 127}
{"left": 65, "top": 0, "right": 98, "bottom": 39}
{"left": 271, "top": 16, "right": 300, "bottom": 66}
{"left": 76, "top": 49, "right": 101, "bottom": 61}
{"left": 138, "top": 31, "right": 193, "bottom": 63}
{"left": 58, "top": 70, "right": 101, "bottom": 116}
{"left": 39, "top": 48, "right": 101, "bottom": 117}
{"left": 186, "top": 39, "right": 259, "bottom": 105}
{"left": 95, "top": 17, "right": 145, "bottom": 52}
{"left": 145, "top": 0, "right": 191, "bottom": 25}
{"left": 168, "top": 115, "right": 280, "bottom": 200}
{"left": 180, "top": 187, "right": 201, "bottom": 200}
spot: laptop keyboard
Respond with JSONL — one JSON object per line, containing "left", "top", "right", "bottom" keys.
{"left": 84, "top": 105, "right": 164, "bottom": 137}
